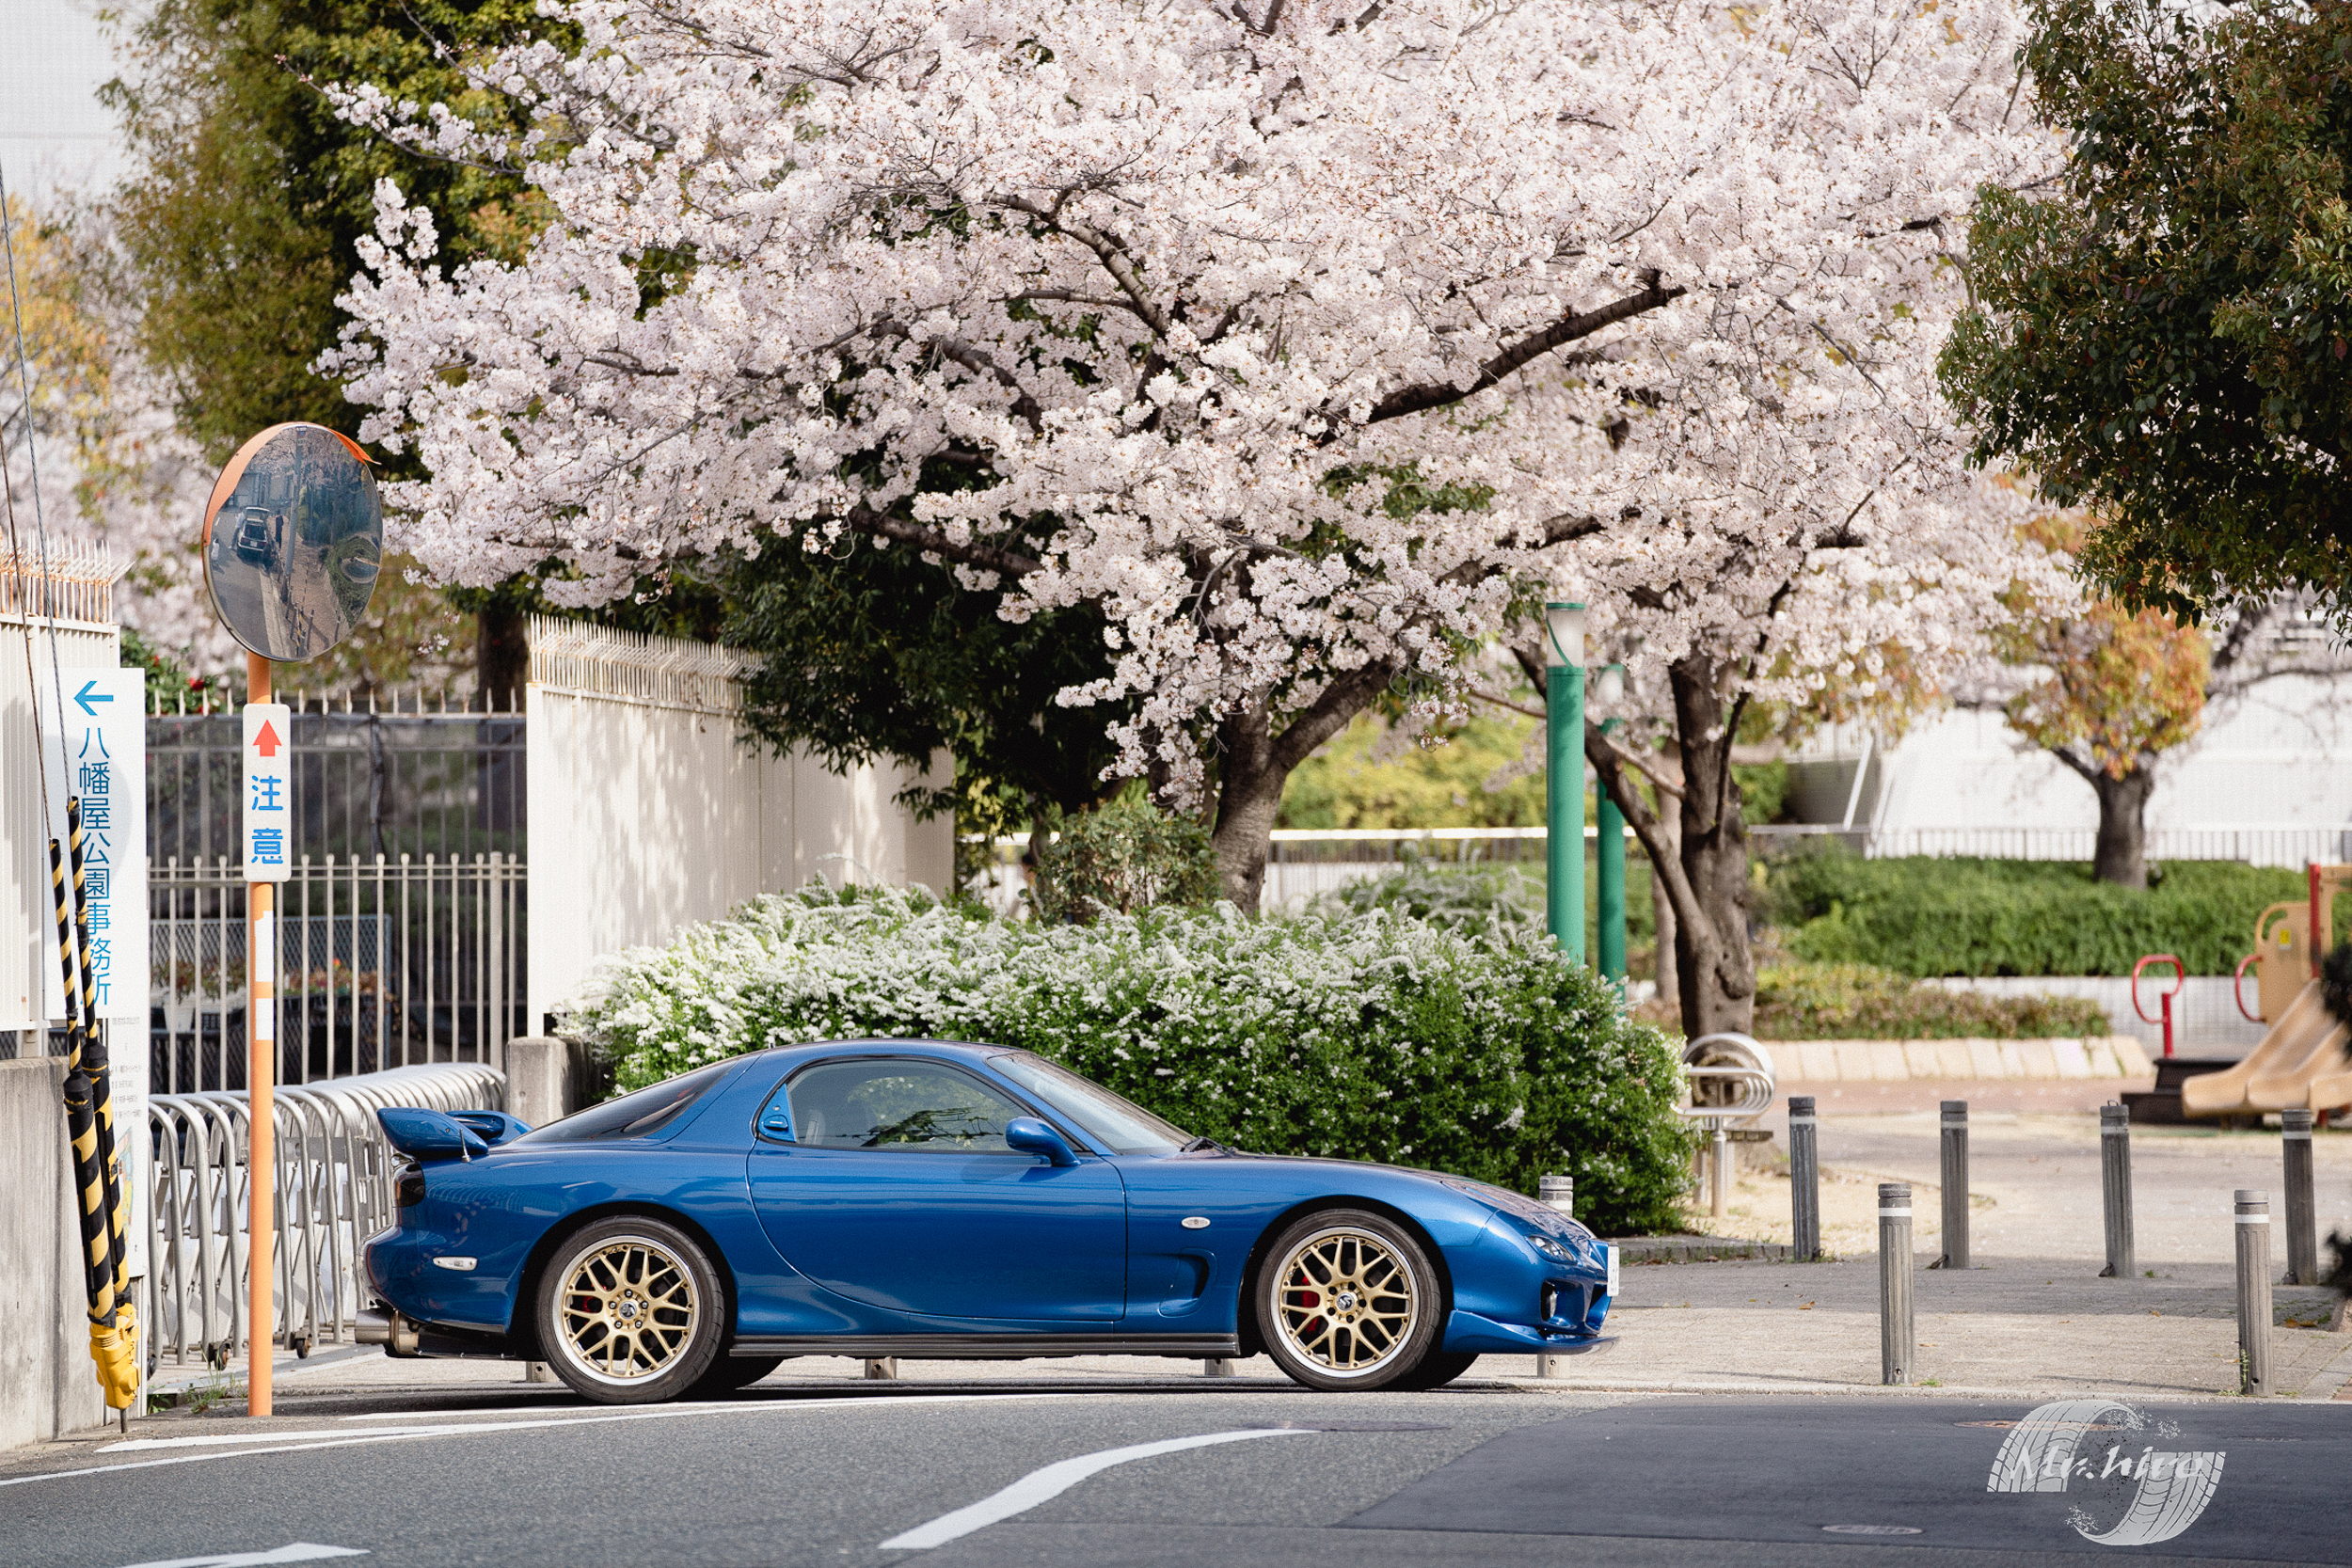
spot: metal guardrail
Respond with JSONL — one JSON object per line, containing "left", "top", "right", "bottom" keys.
{"left": 143, "top": 1063, "right": 503, "bottom": 1371}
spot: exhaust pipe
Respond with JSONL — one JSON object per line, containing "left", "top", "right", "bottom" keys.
{"left": 357, "top": 1305, "right": 421, "bottom": 1356}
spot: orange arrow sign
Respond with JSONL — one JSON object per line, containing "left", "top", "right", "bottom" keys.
{"left": 254, "top": 720, "right": 283, "bottom": 758}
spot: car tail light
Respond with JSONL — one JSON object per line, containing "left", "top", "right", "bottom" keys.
{"left": 395, "top": 1159, "right": 425, "bottom": 1208}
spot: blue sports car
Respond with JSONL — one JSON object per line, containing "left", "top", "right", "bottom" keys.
{"left": 364, "top": 1039, "right": 1617, "bottom": 1402}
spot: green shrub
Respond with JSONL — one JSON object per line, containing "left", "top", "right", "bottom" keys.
{"left": 1768, "top": 850, "right": 2322, "bottom": 976}
{"left": 1752, "top": 961, "right": 2111, "bottom": 1039}
{"left": 1313, "top": 860, "right": 1546, "bottom": 944}
{"left": 1033, "top": 799, "right": 1219, "bottom": 922}
{"left": 1312, "top": 853, "right": 1660, "bottom": 956}
{"left": 564, "top": 885, "right": 1698, "bottom": 1234}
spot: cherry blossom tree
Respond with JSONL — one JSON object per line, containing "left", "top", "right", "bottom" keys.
{"left": 1497, "top": 334, "right": 2057, "bottom": 1032}
{"left": 326, "top": 0, "right": 2058, "bottom": 911}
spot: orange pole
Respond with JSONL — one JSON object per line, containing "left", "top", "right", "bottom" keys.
{"left": 247, "top": 652, "right": 274, "bottom": 1418}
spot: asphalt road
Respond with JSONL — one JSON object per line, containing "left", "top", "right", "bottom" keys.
{"left": 2, "top": 1382, "right": 2344, "bottom": 1568}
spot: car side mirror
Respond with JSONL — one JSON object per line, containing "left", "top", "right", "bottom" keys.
{"left": 758, "top": 1104, "right": 793, "bottom": 1140}
{"left": 378, "top": 1107, "right": 491, "bottom": 1163}
{"left": 1005, "top": 1117, "right": 1078, "bottom": 1167}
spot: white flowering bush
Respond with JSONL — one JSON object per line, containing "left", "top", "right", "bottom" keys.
{"left": 564, "top": 885, "right": 1694, "bottom": 1233}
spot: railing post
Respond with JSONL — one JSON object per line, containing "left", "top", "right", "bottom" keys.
{"left": 2235, "top": 1190, "right": 2272, "bottom": 1397}
{"left": 1934, "top": 1100, "right": 1968, "bottom": 1271}
{"left": 2099, "top": 1102, "right": 2135, "bottom": 1279}
{"left": 2281, "top": 1110, "right": 2317, "bottom": 1286}
{"left": 1788, "top": 1096, "right": 1820, "bottom": 1262}
{"left": 1710, "top": 1119, "right": 1730, "bottom": 1220}
{"left": 1879, "top": 1183, "right": 1914, "bottom": 1386}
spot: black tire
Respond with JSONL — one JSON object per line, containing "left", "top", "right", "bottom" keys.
{"left": 685, "top": 1354, "right": 788, "bottom": 1399}
{"left": 1256, "top": 1209, "right": 1444, "bottom": 1391}
{"left": 1391, "top": 1351, "right": 1479, "bottom": 1391}
{"left": 535, "top": 1216, "right": 725, "bottom": 1405}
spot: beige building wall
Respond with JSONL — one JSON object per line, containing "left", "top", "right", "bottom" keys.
{"left": 525, "top": 619, "right": 950, "bottom": 1030}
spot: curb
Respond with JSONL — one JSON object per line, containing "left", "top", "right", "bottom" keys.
{"left": 1613, "top": 1235, "right": 1795, "bottom": 1264}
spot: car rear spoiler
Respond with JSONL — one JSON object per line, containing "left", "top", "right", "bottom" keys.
{"left": 378, "top": 1107, "right": 532, "bottom": 1162}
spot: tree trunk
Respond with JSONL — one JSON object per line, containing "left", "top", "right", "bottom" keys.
{"left": 1666, "top": 657, "right": 1757, "bottom": 1037}
{"left": 1209, "top": 703, "right": 1285, "bottom": 911}
{"left": 2089, "top": 766, "right": 2155, "bottom": 888}
{"left": 1584, "top": 653, "right": 1757, "bottom": 1038}
{"left": 1199, "top": 657, "right": 1403, "bottom": 913}
{"left": 477, "top": 594, "right": 530, "bottom": 712}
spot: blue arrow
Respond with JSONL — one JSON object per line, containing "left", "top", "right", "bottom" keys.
{"left": 73, "top": 680, "right": 114, "bottom": 716}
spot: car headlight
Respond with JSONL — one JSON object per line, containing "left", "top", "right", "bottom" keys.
{"left": 1438, "top": 1177, "right": 1596, "bottom": 1249}
{"left": 1527, "top": 1231, "right": 1578, "bottom": 1263}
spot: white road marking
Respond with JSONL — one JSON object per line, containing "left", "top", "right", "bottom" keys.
{"left": 115, "top": 1544, "right": 366, "bottom": 1568}
{"left": 879, "top": 1429, "right": 1318, "bottom": 1550}
{"left": 0, "top": 1393, "right": 1074, "bottom": 1492}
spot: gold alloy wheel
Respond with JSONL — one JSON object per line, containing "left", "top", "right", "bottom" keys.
{"left": 1272, "top": 1227, "right": 1419, "bottom": 1376}
{"left": 555, "top": 1235, "right": 700, "bottom": 1385}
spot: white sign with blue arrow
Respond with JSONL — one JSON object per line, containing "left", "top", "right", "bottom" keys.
{"left": 36, "top": 666, "right": 147, "bottom": 1026}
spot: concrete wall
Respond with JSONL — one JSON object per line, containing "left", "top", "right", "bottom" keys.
{"left": 0, "top": 1057, "right": 105, "bottom": 1449}
{"left": 506, "top": 1035, "right": 603, "bottom": 1129}
{"left": 1867, "top": 677, "right": 2352, "bottom": 840}
{"left": 524, "top": 619, "right": 953, "bottom": 1029}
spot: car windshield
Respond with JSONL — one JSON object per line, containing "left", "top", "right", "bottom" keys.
{"left": 518, "top": 1059, "right": 736, "bottom": 1143}
{"left": 988, "top": 1053, "right": 1191, "bottom": 1155}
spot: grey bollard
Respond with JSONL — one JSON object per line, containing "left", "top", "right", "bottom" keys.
{"left": 2099, "top": 1103, "right": 2135, "bottom": 1279}
{"left": 1880, "top": 1183, "right": 1914, "bottom": 1386}
{"left": 2282, "top": 1110, "right": 2317, "bottom": 1286}
{"left": 1201, "top": 1358, "right": 1241, "bottom": 1377}
{"left": 1788, "top": 1097, "right": 1820, "bottom": 1263}
{"left": 1540, "top": 1172, "right": 1576, "bottom": 1218}
{"left": 864, "top": 1357, "right": 899, "bottom": 1381}
{"left": 1536, "top": 1176, "right": 1577, "bottom": 1379}
{"left": 1712, "top": 1122, "right": 1731, "bottom": 1220}
{"left": 2235, "top": 1190, "right": 2272, "bottom": 1397}
{"left": 1933, "top": 1101, "right": 1969, "bottom": 1271}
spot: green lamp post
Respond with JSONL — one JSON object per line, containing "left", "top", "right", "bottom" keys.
{"left": 1595, "top": 663, "right": 1628, "bottom": 987}
{"left": 1545, "top": 601, "right": 1586, "bottom": 960}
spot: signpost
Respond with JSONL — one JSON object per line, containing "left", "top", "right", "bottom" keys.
{"left": 200, "top": 421, "right": 382, "bottom": 1418}
{"left": 35, "top": 667, "right": 149, "bottom": 1278}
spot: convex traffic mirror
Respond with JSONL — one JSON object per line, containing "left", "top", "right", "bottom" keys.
{"left": 201, "top": 421, "right": 384, "bottom": 661}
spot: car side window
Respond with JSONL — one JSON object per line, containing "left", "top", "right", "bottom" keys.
{"left": 785, "top": 1060, "right": 1027, "bottom": 1152}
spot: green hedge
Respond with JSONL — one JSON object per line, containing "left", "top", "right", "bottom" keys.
{"left": 1770, "top": 851, "right": 2327, "bottom": 977}
{"left": 564, "top": 886, "right": 1697, "bottom": 1234}
{"left": 1753, "top": 961, "right": 2111, "bottom": 1039}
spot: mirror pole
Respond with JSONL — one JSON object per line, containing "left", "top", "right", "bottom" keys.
{"left": 246, "top": 651, "right": 274, "bottom": 1418}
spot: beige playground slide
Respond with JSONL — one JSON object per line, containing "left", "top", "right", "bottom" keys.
{"left": 2182, "top": 981, "right": 2352, "bottom": 1116}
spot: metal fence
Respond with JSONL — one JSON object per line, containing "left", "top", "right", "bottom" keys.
{"left": 144, "top": 1063, "right": 504, "bottom": 1370}
{"left": 1252, "top": 824, "right": 2352, "bottom": 909}
{"left": 1751, "top": 824, "right": 2352, "bottom": 869}
{"left": 149, "top": 854, "right": 524, "bottom": 1095}
{"left": 147, "top": 696, "right": 525, "bottom": 866}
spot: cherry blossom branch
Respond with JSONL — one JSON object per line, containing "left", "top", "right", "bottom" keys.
{"left": 1360, "top": 270, "right": 1686, "bottom": 426}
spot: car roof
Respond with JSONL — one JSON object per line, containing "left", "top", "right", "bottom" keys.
{"left": 755, "top": 1037, "right": 1007, "bottom": 1066}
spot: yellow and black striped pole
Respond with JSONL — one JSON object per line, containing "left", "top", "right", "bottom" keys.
{"left": 49, "top": 826, "right": 135, "bottom": 1413}
{"left": 67, "top": 799, "right": 138, "bottom": 1411}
